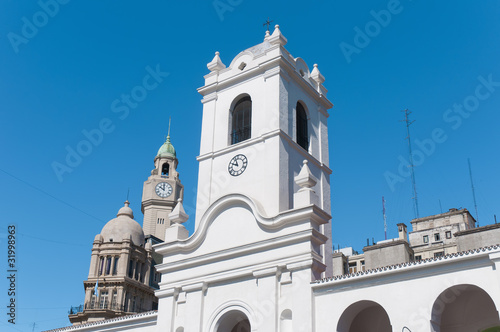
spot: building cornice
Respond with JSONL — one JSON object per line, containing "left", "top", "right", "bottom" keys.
{"left": 410, "top": 208, "right": 471, "bottom": 224}
{"left": 44, "top": 310, "right": 157, "bottom": 332}
{"left": 455, "top": 222, "right": 500, "bottom": 236}
{"left": 198, "top": 54, "right": 333, "bottom": 111}
{"left": 313, "top": 245, "right": 500, "bottom": 290}
{"left": 196, "top": 129, "right": 332, "bottom": 175}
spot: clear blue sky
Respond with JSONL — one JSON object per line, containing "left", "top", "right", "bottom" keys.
{"left": 1, "top": 1, "right": 499, "bottom": 331}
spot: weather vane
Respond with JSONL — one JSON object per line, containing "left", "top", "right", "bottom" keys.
{"left": 263, "top": 17, "right": 273, "bottom": 31}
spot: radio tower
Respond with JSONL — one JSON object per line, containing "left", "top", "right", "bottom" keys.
{"left": 382, "top": 196, "right": 387, "bottom": 240}
{"left": 402, "top": 109, "right": 420, "bottom": 219}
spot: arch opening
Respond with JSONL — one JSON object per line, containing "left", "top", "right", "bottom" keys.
{"left": 280, "top": 309, "right": 292, "bottom": 332}
{"left": 216, "top": 310, "right": 250, "bottom": 332}
{"left": 162, "top": 163, "right": 169, "bottom": 177}
{"left": 337, "top": 300, "right": 391, "bottom": 332}
{"left": 431, "top": 284, "right": 500, "bottom": 332}
{"left": 296, "top": 102, "right": 308, "bottom": 151}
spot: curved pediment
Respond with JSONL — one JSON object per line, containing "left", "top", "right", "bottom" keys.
{"left": 294, "top": 57, "right": 313, "bottom": 85}
{"left": 154, "top": 194, "right": 329, "bottom": 256}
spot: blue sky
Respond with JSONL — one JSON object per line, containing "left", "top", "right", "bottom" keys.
{"left": 1, "top": 1, "right": 500, "bottom": 331}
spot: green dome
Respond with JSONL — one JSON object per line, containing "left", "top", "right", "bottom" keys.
{"left": 157, "top": 135, "right": 176, "bottom": 158}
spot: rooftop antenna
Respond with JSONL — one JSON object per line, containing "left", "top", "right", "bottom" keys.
{"left": 382, "top": 196, "right": 387, "bottom": 240}
{"left": 468, "top": 158, "right": 479, "bottom": 226}
{"left": 439, "top": 199, "right": 443, "bottom": 214}
{"left": 495, "top": 214, "right": 497, "bottom": 224}
{"left": 402, "top": 109, "right": 420, "bottom": 218}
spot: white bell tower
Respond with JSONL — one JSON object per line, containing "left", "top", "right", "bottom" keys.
{"left": 152, "top": 26, "right": 335, "bottom": 332}
{"left": 196, "top": 25, "right": 333, "bottom": 227}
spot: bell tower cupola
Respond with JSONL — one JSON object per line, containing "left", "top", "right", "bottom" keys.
{"left": 195, "top": 25, "right": 333, "bottom": 226}
{"left": 142, "top": 121, "right": 184, "bottom": 242}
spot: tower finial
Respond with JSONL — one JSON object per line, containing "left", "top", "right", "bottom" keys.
{"left": 263, "top": 17, "right": 273, "bottom": 32}
{"left": 168, "top": 117, "right": 171, "bottom": 138}
{"left": 126, "top": 187, "right": 130, "bottom": 201}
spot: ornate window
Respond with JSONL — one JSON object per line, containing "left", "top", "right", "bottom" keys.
{"left": 231, "top": 96, "right": 252, "bottom": 145}
{"left": 105, "top": 256, "right": 111, "bottom": 275}
{"left": 99, "top": 291, "right": 108, "bottom": 309}
{"left": 113, "top": 257, "right": 119, "bottom": 275}
{"left": 111, "top": 290, "right": 117, "bottom": 309}
{"left": 134, "top": 262, "right": 140, "bottom": 280}
{"left": 132, "top": 296, "right": 137, "bottom": 312}
{"left": 98, "top": 257, "right": 104, "bottom": 276}
{"left": 296, "top": 102, "right": 308, "bottom": 150}
{"left": 128, "top": 260, "right": 134, "bottom": 278}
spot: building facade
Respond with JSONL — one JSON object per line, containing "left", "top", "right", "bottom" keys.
{"left": 68, "top": 201, "right": 157, "bottom": 324}
{"left": 53, "top": 26, "right": 500, "bottom": 332}
{"left": 335, "top": 208, "right": 500, "bottom": 275}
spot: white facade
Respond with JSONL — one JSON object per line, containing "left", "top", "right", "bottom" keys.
{"left": 48, "top": 26, "right": 500, "bottom": 332}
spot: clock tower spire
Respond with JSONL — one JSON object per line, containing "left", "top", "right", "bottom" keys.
{"left": 141, "top": 128, "right": 184, "bottom": 242}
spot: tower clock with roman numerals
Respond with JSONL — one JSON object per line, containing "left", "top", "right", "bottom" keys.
{"left": 141, "top": 134, "right": 183, "bottom": 242}
{"left": 228, "top": 154, "right": 248, "bottom": 176}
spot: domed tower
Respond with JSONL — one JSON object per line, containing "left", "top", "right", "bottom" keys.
{"left": 141, "top": 130, "right": 184, "bottom": 242}
{"left": 68, "top": 201, "right": 157, "bottom": 325}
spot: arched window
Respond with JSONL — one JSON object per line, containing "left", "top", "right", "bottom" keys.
{"left": 280, "top": 309, "right": 293, "bottom": 332}
{"left": 296, "top": 102, "right": 308, "bottom": 150}
{"left": 231, "top": 96, "right": 252, "bottom": 145}
{"left": 162, "top": 163, "right": 169, "bottom": 177}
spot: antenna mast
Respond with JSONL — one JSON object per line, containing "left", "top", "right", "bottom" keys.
{"left": 468, "top": 158, "right": 479, "bottom": 225}
{"left": 402, "top": 109, "right": 420, "bottom": 218}
{"left": 382, "top": 196, "right": 387, "bottom": 240}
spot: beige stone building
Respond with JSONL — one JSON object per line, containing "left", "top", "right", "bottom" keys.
{"left": 334, "top": 208, "right": 500, "bottom": 275}
{"left": 69, "top": 134, "right": 185, "bottom": 325}
{"left": 68, "top": 201, "right": 157, "bottom": 324}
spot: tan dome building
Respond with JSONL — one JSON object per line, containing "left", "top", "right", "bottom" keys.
{"left": 69, "top": 201, "right": 157, "bottom": 325}
{"left": 100, "top": 202, "right": 145, "bottom": 246}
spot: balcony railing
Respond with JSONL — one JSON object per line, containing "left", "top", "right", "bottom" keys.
{"left": 230, "top": 127, "right": 251, "bottom": 145}
{"left": 68, "top": 305, "right": 83, "bottom": 315}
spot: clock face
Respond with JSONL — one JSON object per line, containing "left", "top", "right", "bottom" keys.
{"left": 155, "top": 182, "right": 173, "bottom": 198}
{"left": 228, "top": 154, "right": 248, "bottom": 176}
